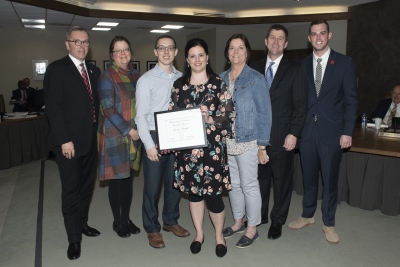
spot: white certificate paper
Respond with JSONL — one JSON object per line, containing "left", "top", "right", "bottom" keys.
{"left": 154, "top": 107, "right": 207, "bottom": 151}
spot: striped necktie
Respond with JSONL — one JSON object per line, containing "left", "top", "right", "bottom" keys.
{"left": 80, "top": 63, "right": 96, "bottom": 123}
{"left": 266, "top": 62, "right": 275, "bottom": 90}
{"left": 315, "top": 58, "right": 322, "bottom": 96}
{"left": 387, "top": 104, "right": 397, "bottom": 128}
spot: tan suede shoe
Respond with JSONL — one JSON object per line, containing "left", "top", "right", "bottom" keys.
{"left": 322, "top": 226, "right": 339, "bottom": 244}
{"left": 163, "top": 224, "right": 190, "bottom": 237}
{"left": 147, "top": 232, "right": 165, "bottom": 248}
{"left": 288, "top": 217, "right": 315, "bottom": 230}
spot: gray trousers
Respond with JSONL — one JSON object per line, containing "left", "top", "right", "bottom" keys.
{"left": 228, "top": 146, "right": 261, "bottom": 226}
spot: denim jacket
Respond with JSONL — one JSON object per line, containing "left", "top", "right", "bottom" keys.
{"left": 220, "top": 64, "right": 272, "bottom": 146}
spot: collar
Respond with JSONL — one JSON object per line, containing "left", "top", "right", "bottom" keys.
{"left": 266, "top": 54, "right": 284, "bottom": 67}
{"left": 153, "top": 63, "right": 177, "bottom": 76}
{"left": 313, "top": 47, "right": 331, "bottom": 62}
{"left": 68, "top": 54, "right": 86, "bottom": 68}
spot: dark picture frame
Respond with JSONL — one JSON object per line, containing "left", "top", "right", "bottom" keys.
{"left": 131, "top": 61, "right": 140, "bottom": 72}
{"left": 103, "top": 60, "right": 112, "bottom": 70}
{"left": 147, "top": 61, "right": 157, "bottom": 71}
{"left": 86, "top": 60, "right": 96, "bottom": 66}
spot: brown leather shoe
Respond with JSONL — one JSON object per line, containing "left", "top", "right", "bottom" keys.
{"left": 147, "top": 232, "right": 165, "bottom": 248}
{"left": 162, "top": 224, "right": 190, "bottom": 237}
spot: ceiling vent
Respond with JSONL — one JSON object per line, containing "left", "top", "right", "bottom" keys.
{"left": 193, "top": 12, "right": 225, "bottom": 17}
{"left": 55, "top": 0, "right": 97, "bottom": 7}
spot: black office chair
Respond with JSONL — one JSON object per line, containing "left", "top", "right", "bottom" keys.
{"left": 33, "top": 89, "right": 45, "bottom": 111}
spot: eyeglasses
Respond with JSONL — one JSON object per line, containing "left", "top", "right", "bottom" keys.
{"left": 67, "top": 40, "right": 90, "bottom": 47}
{"left": 113, "top": 48, "right": 131, "bottom": 54}
{"left": 156, "top": 46, "right": 176, "bottom": 52}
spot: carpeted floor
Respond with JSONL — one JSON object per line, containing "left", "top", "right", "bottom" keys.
{"left": 0, "top": 159, "right": 399, "bottom": 267}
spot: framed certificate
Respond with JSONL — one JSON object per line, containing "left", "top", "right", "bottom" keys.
{"left": 154, "top": 107, "right": 207, "bottom": 151}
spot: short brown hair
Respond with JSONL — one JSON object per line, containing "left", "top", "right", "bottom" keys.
{"left": 266, "top": 24, "right": 289, "bottom": 41}
{"left": 309, "top": 20, "right": 330, "bottom": 34}
{"left": 154, "top": 35, "right": 176, "bottom": 49}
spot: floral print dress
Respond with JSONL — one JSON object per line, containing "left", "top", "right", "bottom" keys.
{"left": 169, "top": 75, "right": 235, "bottom": 196}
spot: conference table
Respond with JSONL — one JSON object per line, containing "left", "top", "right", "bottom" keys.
{"left": 0, "top": 115, "right": 48, "bottom": 170}
{"left": 293, "top": 127, "right": 400, "bottom": 216}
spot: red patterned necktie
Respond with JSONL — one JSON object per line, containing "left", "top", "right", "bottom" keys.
{"left": 80, "top": 63, "right": 96, "bottom": 123}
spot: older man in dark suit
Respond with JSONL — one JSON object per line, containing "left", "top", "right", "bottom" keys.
{"left": 288, "top": 20, "right": 358, "bottom": 244}
{"left": 370, "top": 85, "right": 400, "bottom": 127}
{"left": 44, "top": 26, "right": 101, "bottom": 260}
{"left": 250, "top": 24, "right": 308, "bottom": 240}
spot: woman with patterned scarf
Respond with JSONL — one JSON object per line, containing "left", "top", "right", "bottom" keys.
{"left": 97, "top": 36, "right": 141, "bottom": 238}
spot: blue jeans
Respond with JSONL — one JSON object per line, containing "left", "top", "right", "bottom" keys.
{"left": 141, "top": 132, "right": 180, "bottom": 233}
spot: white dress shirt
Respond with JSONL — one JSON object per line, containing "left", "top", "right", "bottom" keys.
{"left": 265, "top": 54, "right": 284, "bottom": 78}
{"left": 312, "top": 47, "right": 331, "bottom": 84}
{"left": 383, "top": 102, "right": 400, "bottom": 124}
{"left": 68, "top": 54, "right": 92, "bottom": 91}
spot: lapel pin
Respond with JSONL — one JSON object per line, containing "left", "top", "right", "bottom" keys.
{"left": 330, "top": 60, "right": 335, "bottom": 65}
{"left": 90, "top": 70, "right": 92, "bottom": 73}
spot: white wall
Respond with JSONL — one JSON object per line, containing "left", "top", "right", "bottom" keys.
{"left": 187, "top": 28, "right": 217, "bottom": 72}
{"left": 0, "top": 20, "right": 347, "bottom": 112}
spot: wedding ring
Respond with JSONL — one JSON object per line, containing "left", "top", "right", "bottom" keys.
{"left": 64, "top": 152, "right": 68, "bottom": 156}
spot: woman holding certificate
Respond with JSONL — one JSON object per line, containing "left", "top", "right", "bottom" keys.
{"left": 97, "top": 36, "right": 141, "bottom": 238}
{"left": 169, "top": 38, "right": 234, "bottom": 257}
{"left": 219, "top": 33, "right": 272, "bottom": 248}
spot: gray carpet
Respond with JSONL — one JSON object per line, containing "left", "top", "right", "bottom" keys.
{"left": 0, "top": 159, "right": 399, "bottom": 267}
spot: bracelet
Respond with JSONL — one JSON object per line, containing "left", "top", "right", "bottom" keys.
{"left": 258, "top": 147, "right": 266, "bottom": 150}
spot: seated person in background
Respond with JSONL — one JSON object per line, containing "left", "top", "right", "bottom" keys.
{"left": 11, "top": 80, "right": 31, "bottom": 112}
{"left": 24, "top": 77, "right": 35, "bottom": 93}
{"left": 370, "top": 85, "right": 400, "bottom": 127}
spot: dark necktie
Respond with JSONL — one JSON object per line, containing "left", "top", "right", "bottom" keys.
{"left": 266, "top": 62, "right": 275, "bottom": 90}
{"left": 315, "top": 58, "right": 322, "bottom": 97}
{"left": 80, "top": 63, "right": 96, "bottom": 123}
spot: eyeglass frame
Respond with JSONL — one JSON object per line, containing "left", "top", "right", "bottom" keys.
{"left": 112, "top": 48, "right": 131, "bottom": 54}
{"left": 66, "top": 40, "right": 90, "bottom": 47}
{"left": 156, "top": 46, "right": 176, "bottom": 52}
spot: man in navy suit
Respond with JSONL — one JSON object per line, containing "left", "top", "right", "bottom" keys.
{"left": 370, "top": 85, "right": 400, "bottom": 125}
{"left": 250, "top": 24, "right": 308, "bottom": 240}
{"left": 44, "top": 26, "right": 101, "bottom": 260}
{"left": 288, "top": 20, "right": 358, "bottom": 244}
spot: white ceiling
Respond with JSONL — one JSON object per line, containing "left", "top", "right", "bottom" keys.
{"left": 0, "top": 0, "right": 379, "bottom": 34}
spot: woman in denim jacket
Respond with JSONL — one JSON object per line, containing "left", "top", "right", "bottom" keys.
{"left": 219, "top": 33, "right": 272, "bottom": 248}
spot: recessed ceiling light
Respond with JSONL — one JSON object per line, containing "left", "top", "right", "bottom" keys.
{"left": 22, "top": 19, "right": 45, "bottom": 23}
{"left": 161, "top": 25, "right": 184, "bottom": 29}
{"left": 150, "top": 29, "right": 170, "bottom": 33}
{"left": 24, "top": 25, "right": 45, "bottom": 29}
{"left": 97, "top": 22, "right": 119, "bottom": 27}
{"left": 92, "top": 27, "right": 111, "bottom": 31}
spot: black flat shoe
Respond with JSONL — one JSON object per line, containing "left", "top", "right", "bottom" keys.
{"left": 81, "top": 225, "right": 100, "bottom": 237}
{"left": 113, "top": 223, "right": 131, "bottom": 238}
{"left": 127, "top": 220, "right": 141, "bottom": 235}
{"left": 67, "top": 242, "right": 81, "bottom": 260}
{"left": 190, "top": 236, "right": 204, "bottom": 254}
{"left": 268, "top": 223, "right": 282, "bottom": 240}
{"left": 215, "top": 244, "right": 227, "bottom": 257}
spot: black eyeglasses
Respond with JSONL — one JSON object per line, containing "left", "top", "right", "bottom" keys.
{"left": 67, "top": 40, "right": 90, "bottom": 47}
